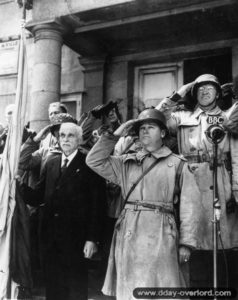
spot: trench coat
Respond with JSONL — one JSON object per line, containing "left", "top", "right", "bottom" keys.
{"left": 157, "top": 99, "right": 238, "bottom": 250}
{"left": 86, "top": 134, "right": 201, "bottom": 300}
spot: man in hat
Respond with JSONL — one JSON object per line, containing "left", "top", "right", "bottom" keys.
{"left": 81, "top": 101, "right": 140, "bottom": 274}
{"left": 19, "top": 100, "right": 69, "bottom": 173}
{"left": 86, "top": 108, "right": 201, "bottom": 300}
{"left": 18, "top": 113, "right": 78, "bottom": 291}
{"left": 48, "top": 102, "right": 67, "bottom": 123}
{"left": 21, "top": 122, "right": 105, "bottom": 300}
{"left": 19, "top": 113, "right": 77, "bottom": 173}
{"left": 40, "top": 102, "right": 68, "bottom": 150}
{"left": 156, "top": 74, "right": 238, "bottom": 287}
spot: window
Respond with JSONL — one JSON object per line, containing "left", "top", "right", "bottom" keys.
{"left": 61, "top": 92, "right": 83, "bottom": 120}
{"left": 133, "top": 62, "right": 183, "bottom": 116}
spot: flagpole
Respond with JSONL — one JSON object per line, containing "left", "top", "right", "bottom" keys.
{"left": 0, "top": 1, "right": 31, "bottom": 298}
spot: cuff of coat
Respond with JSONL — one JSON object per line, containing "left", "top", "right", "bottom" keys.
{"left": 102, "top": 131, "right": 120, "bottom": 141}
{"left": 27, "top": 133, "right": 39, "bottom": 144}
{"left": 86, "top": 235, "right": 100, "bottom": 244}
{"left": 170, "top": 92, "right": 182, "bottom": 102}
{"left": 23, "top": 135, "right": 40, "bottom": 147}
{"left": 179, "top": 238, "right": 197, "bottom": 250}
{"left": 28, "top": 132, "right": 37, "bottom": 141}
{"left": 179, "top": 243, "right": 196, "bottom": 252}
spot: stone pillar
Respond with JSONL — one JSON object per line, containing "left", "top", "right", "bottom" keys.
{"left": 79, "top": 57, "right": 105, "bottom": 113}
{"left": 232, "top": 45, "right": 238, "bottom": 78}
{"left": 232, "top": 45, "right": 238, "bottom": 104}
{"left": 30, "top": 23, "right": 64, "bottom": 131}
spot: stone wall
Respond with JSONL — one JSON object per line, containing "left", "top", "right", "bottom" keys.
{"left": 31, "top": 0, "right": 133, "bottom": 22}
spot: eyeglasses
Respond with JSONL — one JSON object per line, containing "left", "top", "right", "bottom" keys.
{"left": 198, "top": 86, "right": 216, "bottom": 93}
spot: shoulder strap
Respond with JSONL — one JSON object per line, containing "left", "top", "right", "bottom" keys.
{"left": 173, "top": 159, "right": 185, "bottom": 203}
{"left": 173, "top": 159, "right": 185, "bottom": 229}
{"left": 124, "top": 158, "right": 161, "bottom": 205}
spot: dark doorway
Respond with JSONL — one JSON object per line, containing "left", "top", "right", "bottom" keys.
{"left": 184, "top": 51, "right": 232, "bottom": 85}
{"left": 183, "top": 50, "right": 232, "bottom": 110}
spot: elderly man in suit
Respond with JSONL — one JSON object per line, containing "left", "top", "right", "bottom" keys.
{"left": 21, "top": 122, "right": 105, "bottom": 300}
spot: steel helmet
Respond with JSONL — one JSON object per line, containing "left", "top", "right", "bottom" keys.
{"left": 191, "top": 74, "right": 222, "bottom": 99}
{"left": 133, "top": 108, "right": 168, "bottom": 135}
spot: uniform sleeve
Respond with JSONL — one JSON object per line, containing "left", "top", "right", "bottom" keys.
{"left": 178, "top": 162, "right": 202, "bottom": 249}
{"left": 114, "top": 136, "right": 134, "bottom": 155}
{"left": 80, "top": 112, "right": 96, "bottom": 144}
{"left": 20, "top": 162, "right": 46, "bottom": 207}
{"left": 156, "top": 97, "right": 180, "bottom": 136}
{"left": 86, "top": 134, "right": 125, "bottom": 186}
{"left": 19, "top": 137, "right": 42, "bottom": 171}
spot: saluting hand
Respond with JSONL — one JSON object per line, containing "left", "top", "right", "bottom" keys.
{"left": 233, "top": 191, "right": 238, "bottom": 204}
{"left": 179, "top": 246, "right": 191, "bottom": 264}
{"left": 177, "top": 81, "right": 195, "bottom": 98}
{"left": 33, "top": 125, "right": 52, "bottom": 143}
{"left": 113, "top": 119, "right": 137, "bottom": 137}
{"left": 83, "top": 241, "right": 98, "bottom": 259}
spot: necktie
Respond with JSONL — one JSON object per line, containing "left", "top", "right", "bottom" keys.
{"left": 61, "top": 158, "right": 68, "bottom": 176}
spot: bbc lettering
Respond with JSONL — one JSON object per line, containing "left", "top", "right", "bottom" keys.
{"left": 207, "top": 116, "right": 224, "bottom": 125}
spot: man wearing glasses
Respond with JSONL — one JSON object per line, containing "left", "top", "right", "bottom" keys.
{"left": 156, "top": 74, "right": 238, "bottom": 288}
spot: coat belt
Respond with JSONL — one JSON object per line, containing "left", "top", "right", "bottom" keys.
{"left": 125, "top": 201, "right": 174, "bottom": 214}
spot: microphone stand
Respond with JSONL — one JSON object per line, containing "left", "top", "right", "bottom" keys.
{"left": 212, "top": 141, "right": 221, "bottom": 300}
{"left": 205, "top": 124, "right": 225, "bottom": 300}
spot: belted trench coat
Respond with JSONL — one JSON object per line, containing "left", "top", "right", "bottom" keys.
{"left": 86, "top": 134, "right": 201, "bottom": 300}
{"left": 157, "top": 99, "right": 238, "bottom": 250}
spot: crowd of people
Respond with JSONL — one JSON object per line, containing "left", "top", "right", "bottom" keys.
{"left": 1, "top": 73, "right": 238, "bottom": 300}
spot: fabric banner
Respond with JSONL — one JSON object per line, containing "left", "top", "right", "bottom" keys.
{"left": 0, "top": 22, "right": 28, "bottom": 299}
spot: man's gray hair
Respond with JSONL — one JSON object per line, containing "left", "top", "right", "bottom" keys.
{"left": 59, "top": 122, "right": 83, "bottom": 140}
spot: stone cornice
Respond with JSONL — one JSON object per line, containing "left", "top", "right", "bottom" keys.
{"left": 26, "top": 18, "right": 71, "bottom": 42}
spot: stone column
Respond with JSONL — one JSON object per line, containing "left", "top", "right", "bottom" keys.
{"left": 30, "top": 23, "right": 64, "bottom": 131}
{"left": 232, "top": 45, "right": 238, "bottom": 104}
{"left": 232, "top": 45, "right": 238, "bottom": 78}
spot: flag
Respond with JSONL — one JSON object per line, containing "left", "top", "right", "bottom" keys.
{"left": 0, "top": 20, "right": 29, "bottom": 299}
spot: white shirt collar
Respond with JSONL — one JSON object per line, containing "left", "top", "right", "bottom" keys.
{"left": 61, "top": 149, "right": 78, "bottom": 167}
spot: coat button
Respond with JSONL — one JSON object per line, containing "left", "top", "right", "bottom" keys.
{"left": 125, "top": 230, "right": 132, "bottom": 238}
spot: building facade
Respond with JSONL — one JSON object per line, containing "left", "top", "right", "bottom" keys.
{"left": 0, "top": 0, "right": 238, "bottom": 131}
{"left": 1, "top": 0, "right": 238, "bottom": 292}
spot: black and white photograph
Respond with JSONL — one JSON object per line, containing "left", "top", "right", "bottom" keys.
{"left": 0, "top": 0, "right": 238, "bottom": 299}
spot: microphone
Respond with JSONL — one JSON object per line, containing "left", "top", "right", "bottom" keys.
{"left": 205, "top": 116, "right": 226, "bottom": 144}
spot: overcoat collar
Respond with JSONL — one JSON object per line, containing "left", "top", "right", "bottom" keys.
{"left": 193, "top": 105, "right": 222, "bottom": 119}
{"left": 123, "top": 145, "right": 172, "bottom": 163}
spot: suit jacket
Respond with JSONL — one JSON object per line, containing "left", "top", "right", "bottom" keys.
{"left": 23, "top": 149, "right": 106, "bottom": 265}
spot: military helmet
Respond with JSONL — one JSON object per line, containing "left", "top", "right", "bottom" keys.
{"left": 191, "top": 74, "right": 222, "bottom": 99}
{"left": 133, "top": 108, "right": 168, "bottom": 135}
